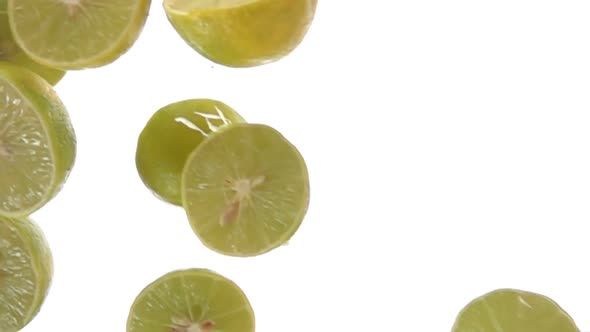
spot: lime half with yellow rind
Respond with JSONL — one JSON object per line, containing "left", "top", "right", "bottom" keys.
{"left": 163, "top": 0, "right": 318, "bottom": 67}
{"left": 0, "top": 0, "right": 64, "bottom": 85}
{"left": 452, "top": 288, "right": 580, "bottom": 332}
{"left": 8, "top": 0, "right": 151, "bottom": 70}
{"left": 0, "top": 216, "right": 53, "bottom": 332}
{"left": 136, "top": 99, "right": 245, "bottom": 206}
{"left": 127, "top": 268, "right": 255, "bottom": 332}
{"left": 181, "top": 123, "right": 310, "bottom": 257}
{"left": 0, "top": 62, "right": 76, "bottom": 217}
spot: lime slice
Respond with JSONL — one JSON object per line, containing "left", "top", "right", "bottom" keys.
{"left": 163, "top": 0, "right": 318, "bottom": 67}
{"left": 181, "top": 123, "right": 310, "bottom": 257}
{"left": 127, "top": 268, "right": 255, "bottom": 332}
{"left": 452, "top": 288, "right": 580, "bottom": 332}
{"left": 0, "top": 0, "right": 65, "bottom": 85}
{"left": 0, "top": 216, "right": 53, "bottom": 332}
{"left": 136, "top": 99, "right": 245, "bottom": 206}
{"left": 0, "top": 62, "right": 76, "bottom": 217}
{"left": 7, "top": 0, "right": 151, "bottom": 70}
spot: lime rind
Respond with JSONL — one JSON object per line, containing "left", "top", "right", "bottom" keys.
{"left": 0, "top": 63, "right": 76, "bottom": 217}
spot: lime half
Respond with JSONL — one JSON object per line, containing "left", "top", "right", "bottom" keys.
{"left": 452, "top": 288, "right": 580, "bottom": 332}
{"left": 127, "top": 268, "right": 255, "bottom": 332}
{"left": 181, "top": 123, "right": 310, "bottom": 257}
{"left": 163, "top": 0, "right": 318, "bottom": 67}
{"left": 136, "top": 99, "right": 245, "bottom": 206}
{"left": 0, "top": 0, "right": 65, "bottom": 85}
{"left": 8, "top": 0, "right": 151, "bottom": 70}
{"left": 0, "top": 216, "right": 53, "bottom": 332}
{"left": 0, "top": 62, "right": 76, "bottom": 217}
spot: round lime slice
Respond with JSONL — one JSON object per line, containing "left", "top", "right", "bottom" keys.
{"left": 127, "top": 268, "right": 255, "bottom": 332}
{"left": 452, "top": 288, "right": 580, "bottom": 332}
{"left": 163, "top": 0, "right": 318, "bottom": 67}
{"left": 0, "top": 216, "right": 53, "bottom": 332}
{"left": 181, "top": 123, "right": 310, "bottom": 257}
{"left": 0, "top": 0, "right": 65, "bottom": 85}
{"left": 8, "top": 0, "right": 151, "bottom": 70}
{"left": 0, "top": 62, "right": 76, "bottom": 217}
{"left": 136, "top": 99, "right": 245, "bottom": 206}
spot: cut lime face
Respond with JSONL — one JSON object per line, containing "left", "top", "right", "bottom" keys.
{"left": 127, "top": 269, "right": 255, "bottom": 332}
{"left": 452, "top": 288, "right": 580, "bottom": 332}
{"left": 0, "top": 216, "right": 53, "bottom": 332}
{"left": 181, "top": 123, "right": 310, "bottom": 257}
{"left": 0, "top": 0, "right": 65, "bottom": 85}
{"left": 136, "top": 99, "right": 245, "bottom": 206}
{"left": 163, "top": 0, "right": 318, "bottom": 67}
{"left": 7, "top": 0, "right": 151, "bottom": 70}
{"left": 0, "top": 62, "right": 76, "bottom": 217}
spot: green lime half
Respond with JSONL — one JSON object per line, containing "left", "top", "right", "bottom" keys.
{"left": 163, "top": 0, "right": 318, "bottom": 67}
{"left": 136, "top": 99, "right": 245, "bottom": 206}
{"left": 181, "top": 123, "right": 310, "bottom": 257}
{"left": 452, "top": 288, "right": 580, "bottom": 332}
{"left": 0, "top": 216, "right": 53, "bottom": 332}
{"left": 127, "top": 268, "right": 255, "bottom": 332}
{"left": 8, "top": 0, "right": 151, "bottom": 70}
{"left": 0, "top": 62, "right": 76, "bottom": 217}
{"left": 0, "top": 0, "right": 64, "bottom": 85}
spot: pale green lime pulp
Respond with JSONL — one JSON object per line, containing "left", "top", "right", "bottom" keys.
{"left": 0, "top": 80, "right": 53, "bottom": 215}
{"left": 452, "top": 289, "right": 580, "bottom": 332}
{"left": 127, "top": 269, "right": 255, "bottom": 332}
{"left": 182, "top": 123, "right": 310, "bottom": 257}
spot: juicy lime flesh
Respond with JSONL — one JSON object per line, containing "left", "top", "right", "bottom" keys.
{"left": 136, "top": 99, "right": 245, "bottom": 206}
{"left": 127, "top": 269, "right": 254, "bottom": 332}
{"left": 164, "top": 0, "right": 318, "bottom": 67}
{"left": 0, "top": 3, "right": 64, "bottom": 85}
{"left": 182, "top": 123, "right": 310, "bottom": 257}
{"left": 452, "top": 289, "right": 580, "bottom": 332}
{"left": 0, "top": 79, "right": 54, "bottom": 215}
{"left": 0, "top": 218, "right": 39, "bottom": 332}
{"left": 167, "top": 0, "right": 257, "bottom": 10}
{"left": 8, "top": 0, "right": 148, "bottom": 69}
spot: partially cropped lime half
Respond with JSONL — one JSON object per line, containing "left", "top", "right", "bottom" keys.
{"left": 0, "top": 62, "right": 76, "bottom": 217}
{"left": 0, "top": 216, "right": 53, "bottom": 332}
{"left": 7, "top": 0, "right": 151, "bottom": 70}
{"left": 163, "top": 0, "right": 318, "bottom": 67}
{"left": 127, "top": 268, "right": 255, "bottom": 332}
{"left": 136, "top": 99, "right": 245, "bottom": 206}
{"left": 0, "top": 0, "right": 65, "bottom": 85}
{"left": 452, "top": 288, "right": 580, "bottom": 332}
{"left": 181, "top": 123, "right": 310, "bottom": 257}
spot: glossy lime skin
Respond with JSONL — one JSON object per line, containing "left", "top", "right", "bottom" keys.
{"left": 127, "top": 268, "right": 255, "bottom": 332}
{"left": 0, "top": 0, "right": 64, "bottom": 85}
{"left": 164, "top": 0, "right": 318, "bottom": 67}
{"left": 0, "top": 216, "right": 53, "bottom": 332}
{"left": 136, "top": 99, "right": 245, "bottom": 206}
{"left": 452, "top": 288, "right": 580, "bottom": 332}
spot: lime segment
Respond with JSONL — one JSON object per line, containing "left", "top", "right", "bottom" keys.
{"left": 163, "top": 0, "right": 318, "bottom": 67}
{"left": 136, "top": 99, "right": 245, "bottom": 206}
{"left": 127, "top": 269, "right": 255, "bottom": 332}
{"left": 181, "top": 123, "right": 310, "bottom": 257}
{"left": 0, "top": 216, "right": 53, "bottom": 332}
{"left": 0, "top": 62, "right": 76, "bottom": 217}
{"left": 452, "top": 288, "right": 580, "bottom": 332}
{"left": 8, "top": 0, "right": 151, "bottom": 69}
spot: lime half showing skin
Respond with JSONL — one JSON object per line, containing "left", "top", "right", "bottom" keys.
{"left": 127, "top": 268, "right": 255, "bottom": 332}
{"left": 8, "top": 0, "right": 151, "bottom": 70}
{"left": 452, "top": 288, "right": 580, "bottom": 332}
{"left": 163, "top": 0, "right": 318, "bottom": 67}
{"left": 0, "top": 216, "right": 53, "bottom": 332}
{"left": 181, "top": 123, "right": 310, "bottom": 257}
{"left": 0, "top": 62, "right": 76, "bottom": 217}
{"left": 136, "top": 99, "right": 245, "bottom": 206}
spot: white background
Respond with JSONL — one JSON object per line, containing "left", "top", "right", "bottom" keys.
{"left": 24, "top": 0, "right": 590, "bottom": 331}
